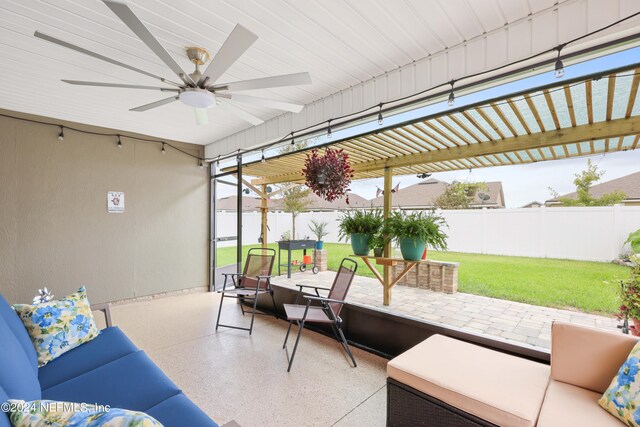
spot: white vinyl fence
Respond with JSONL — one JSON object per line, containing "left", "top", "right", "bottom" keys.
{"left": 215, "top": 206, "right": 640, "bottom": 262}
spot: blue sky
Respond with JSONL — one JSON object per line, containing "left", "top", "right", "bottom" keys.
{"left": 219, "top": 46, "right": 640, "bottom": 207}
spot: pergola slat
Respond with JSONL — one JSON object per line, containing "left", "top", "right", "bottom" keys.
{"left": 606, "top": 74, "right": 616, "bottom": 121}
{"left": 490, "top": 103, "right": 518, "bottom": 137}
{"left": 422, "top": 120, "right": 462, "bottom": 147}
{"left": 586, "top": 80, "right": 594, "bottom": 124}
{"left": 626, "top": 69, "right": 640, "bottom": 119}
{"left": 543, "top": 89, "right": 561, "bottom": 130}
{"left": 506, "top": 98, "right": 532, "bottom": 135}
{"left": 475, "top": 107, "right": 506, "bottom": 139}
{"left": 563, "top": 86, "right": 577, "bottom": 127}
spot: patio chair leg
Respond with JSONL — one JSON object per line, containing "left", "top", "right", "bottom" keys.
{"left": 248, "top": 294, "right": 260, "bottom": 335}
{"left": 215, "top": 293, "right": 225, "bottom": 331}
{"left": 283, "top": 321, "right": 294, "bottom": 348}
{"left": 270, "top": 290, "right": 278, "bottom": 319}
{"left": 287, "top": 320, "right": 305, "bottom": 372}
{"left": 335, "top": 324, "right": 357, "bottom": 368}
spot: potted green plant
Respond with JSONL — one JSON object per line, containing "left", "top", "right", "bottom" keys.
{"left": 386, "top": 210, "right": 448, "bottom": 261}
{"left": 309, "top": 219, "right": 329, "bottom": 250}
{"left": 338, "top": 209, "right": 383, "bottom": 256}
{"left": 370, "top": 233, "right": 389, "bottom": 258}
{"left": 619, "top": 254, "right": 640, "bottom": 336}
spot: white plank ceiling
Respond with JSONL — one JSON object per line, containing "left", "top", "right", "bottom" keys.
{"left": 0, "top": 0, "right": 638, "bottom": 148}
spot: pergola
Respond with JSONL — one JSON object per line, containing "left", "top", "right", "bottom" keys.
{"left": 220, "top": 62, "right": 640, "bottom": 303}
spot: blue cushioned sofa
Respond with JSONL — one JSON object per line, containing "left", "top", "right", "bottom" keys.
{"left": 0, "top": 294, "right": 218, "bottom": 427}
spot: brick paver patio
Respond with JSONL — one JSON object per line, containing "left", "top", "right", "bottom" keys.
{"left": 274, "top": 271, "right": 620, "bottom": 350}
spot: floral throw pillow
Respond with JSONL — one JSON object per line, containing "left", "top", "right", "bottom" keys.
{"left": 7, "top": 399, "right": 162, "bottom": 427}
{"left": 599, "top": 340, "right": 640, "bottom": 426}
{"left": 13, "top": 287, "right": 99, "bottom": 367}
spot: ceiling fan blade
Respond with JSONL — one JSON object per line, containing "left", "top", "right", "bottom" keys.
{"left": 227, "top": 93, "right": 303, "bottom": 113}
{"left": 219, "top": 100, "right": 263, "bottom": 126}
{"left": 199, "top": 24, "right": 258, "bottom": 86}
{"left": 62, "top": 80, "right": 179, "bottom": 91}
{"left": 103, "top": 0, "right": 195, "bottom": 87}
{"left": 211, "top": 72, "right": 311, "bottom": 92}
{"left": 195, "top": 108, "right": 209, "bottom": 125}
{"left": 34, "top": 31, "right": 180, "bottom": 86}
{"left": 130, "top": 95, "right": 179, "bottom": 112}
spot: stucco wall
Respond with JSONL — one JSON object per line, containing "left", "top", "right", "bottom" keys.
{"left": 0, "top": 115, "right": 209, "bottom": 304}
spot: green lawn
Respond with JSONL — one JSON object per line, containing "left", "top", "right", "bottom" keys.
{"left": 216, "top": 243, "right": 627, "bottom": 315}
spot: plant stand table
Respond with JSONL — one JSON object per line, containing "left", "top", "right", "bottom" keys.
{"left": 278, "top": 239, "right": 316, "bottom": 278}
{"left": 352, "top": 255, "right": 430, "bottom": 306}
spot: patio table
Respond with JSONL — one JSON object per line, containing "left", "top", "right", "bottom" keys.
{"left": 352, "top": 255, "right": 430, "bottom": 306}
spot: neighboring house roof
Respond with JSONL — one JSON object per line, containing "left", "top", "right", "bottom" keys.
{"left": 546, "top": 171, "right": 640, "bottom": 204}
{"left": 369, "top": 178, "right": 505, "bottom": 209}
{"left": 521, "top": 201, "right": 543, "bottom": 208}
{"left": 216, "top": 192, "right": 370, "bottom": 212}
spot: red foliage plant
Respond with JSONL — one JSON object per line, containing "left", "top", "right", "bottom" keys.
{"left": 302, "top": 148, "right": 354, "bottom": 203}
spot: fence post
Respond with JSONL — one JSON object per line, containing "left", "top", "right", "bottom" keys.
{"left": 613, "top": 204, "right": 622, "bottom": 260}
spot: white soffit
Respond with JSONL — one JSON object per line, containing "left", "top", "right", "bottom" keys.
{"left": 0, "top": 1, "right": 638, "bottom": 149}
{"left": 205, "top": 0, "right": 640, "bottom": 157}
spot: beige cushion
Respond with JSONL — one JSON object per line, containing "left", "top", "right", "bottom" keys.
{"left": 551, "top": 322, "right": 637, "bottom": 393}
{"left": 387, "top": 335, "right": 550, "bottom": 427}
{"left": 537, "top": 379, "right": 622, "bottom": 427}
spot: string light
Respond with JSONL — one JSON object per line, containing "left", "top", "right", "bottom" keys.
{"left": 555, "top": 46, "right": 565, "bottom": 78}
{"left": 448, "top": 81, "right": 456, "bottom": 106}
{"left": 377, "top": 104, "right": 383, "bottom": 125}
{"left": 261, "top": 150, "right": 266, "bottom": 163}
{"left": 161, "top": 143, "right": 166, "bottom": 154}
{"left": 199, "top": 160, "right": 204, "bottom": 168}
{"left": 117, "top": 136, "right": 122, "bottom": 148}
{"left": 216, "top": 156, "right": 220, "bottom": 166}
{"left": 327, "top": 119, "right": 332, "bottom": 138}
{"left": 290, "top": 132, "right": 295, "bottom": 146}
{"left": 57, "top": 127, "right": 64, "bottom": 142}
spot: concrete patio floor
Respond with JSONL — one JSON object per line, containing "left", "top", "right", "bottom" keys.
{"left": 274, "top": 271, "right": 620, "bottom": 350}
{"left": 100, "top": 291, "right": 388, "bottom": 427}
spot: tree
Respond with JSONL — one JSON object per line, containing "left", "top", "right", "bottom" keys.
{"left": 277, "top": 139, "right": 311, "bottom": 239}
{"left": 435, "top": 181, "right": 487, "bottom": 210}
{"left": 549, "top": 160, "right": 626, "bottom": 206}
{"left": 281, "top": 184, "right": 311, "bottom": 239}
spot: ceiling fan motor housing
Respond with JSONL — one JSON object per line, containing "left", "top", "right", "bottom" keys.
{"left": 180, "top": 88, "right": 216, "bottom": 109}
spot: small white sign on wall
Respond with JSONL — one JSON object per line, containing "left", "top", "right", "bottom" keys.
{"left": 107, "top": 191, "right": 125, "bottom": 213}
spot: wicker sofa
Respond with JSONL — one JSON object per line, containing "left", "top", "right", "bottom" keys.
{"left": 387, "top": 322, "right": 637, "bottom": 427}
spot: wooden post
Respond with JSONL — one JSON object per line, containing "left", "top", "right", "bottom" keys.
{"left": 383, "top": 166, "right": 393, "bottom": 305}
{"left": 261, "top": 184, "right": 268, "bottom": 249}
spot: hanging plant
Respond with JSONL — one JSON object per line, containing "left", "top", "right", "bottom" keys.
{"left": 302, "top": 148, "right": 354, "bottom": 203}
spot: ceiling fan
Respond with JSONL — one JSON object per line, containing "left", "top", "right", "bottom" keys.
{"left": 34, "top": 0, "right": 312, "bottom": 125}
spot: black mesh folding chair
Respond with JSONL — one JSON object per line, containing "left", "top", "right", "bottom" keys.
{"left": 282, "top": 258, "right": 358, "bottom": 372}
{"left": 215, "top": 247, "right": 277, "bottom": 335}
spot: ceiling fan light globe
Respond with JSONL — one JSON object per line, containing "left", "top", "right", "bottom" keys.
{"left": 179, "top": 88, "right": 216, "bottom": 109}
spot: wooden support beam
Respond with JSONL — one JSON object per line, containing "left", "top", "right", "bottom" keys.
{"left": 261, "top": 184, "right": 268, "bottom": 249}
{"left": 383, "top": 167, "right": 392, "bottom": 306}
{"left": 239, "top": 176, "right": 264, "bottom": 198}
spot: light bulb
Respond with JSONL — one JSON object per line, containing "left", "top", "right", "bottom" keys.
{"left": 448, "top": 89, "right": 455, "bottom": 106}
{"left": 57, "top": 127, "right": 64, "bottom": 142}
{"left": 117, "top": 137, "right": 122, "bottom": 148}
{"left": 555, "top": 58, "right": 565, "bottom": 78}
{"left": 161, "top": 144, "right": 166, "bottom": 154}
